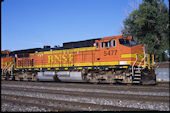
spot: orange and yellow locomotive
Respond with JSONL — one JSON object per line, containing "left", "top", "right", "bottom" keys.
{"left": 1, "top": 35, "right": 156, "bottom": 84}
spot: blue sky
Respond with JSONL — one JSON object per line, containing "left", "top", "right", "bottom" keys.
{"left": 2, "top": 0, "right": 169, "bottom": 51}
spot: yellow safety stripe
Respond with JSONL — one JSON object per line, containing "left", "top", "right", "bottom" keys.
{"left": 121, "top": 54, "right": 136, "bottom": 58}
{"left": 16, "top": 61, "right": 143, "bottom": 69}
{"left": 121, "top": 53, "right": 144, "bottom": 59}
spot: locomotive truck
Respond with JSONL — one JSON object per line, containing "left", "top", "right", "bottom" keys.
{"left": 1, "top": 35, "right": 156, "bottom": 84}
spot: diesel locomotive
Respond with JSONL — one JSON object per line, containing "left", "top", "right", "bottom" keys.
{"left": 1, "top": 35, "right": 156, "bottom": 84}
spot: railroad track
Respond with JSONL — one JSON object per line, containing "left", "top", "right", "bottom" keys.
{"left": 2, "top": 81, "right": 169, "bottom": 90}
{"left": 1, "top": 81, "right": 169, "bottom": 111}
{"left": 2, "top": 94, "right": 147, "bottom": 111}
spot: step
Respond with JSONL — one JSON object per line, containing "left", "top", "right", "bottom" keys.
{"left": 9, "top": 78, "right": 13, "bottom": 80}
{"left": 133, "top": 77, "right": 141, "bottom": 80}
{"left": 132, "top": 81, "right": 140, "bottom": 83}
{"left": 135, "top": 70, "right": 141, "bottom": 73}
{"left": 134, "top": 74, "right": 141, "bottom": 76}
{"left": 126, "top": 73, "right": 131, "bottom": 76}
{"left": 134, "top": 68, "right": 141, "bottom": 70}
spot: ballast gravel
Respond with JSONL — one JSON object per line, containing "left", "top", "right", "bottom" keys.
{"left": 1, "top": 103, "right": 51, "bottom": 112}
{"left": 1, "top": 89, "right": 169, "bottom": 111}
{"left": 2, "top": 84, "right": 169, "bottom": 97}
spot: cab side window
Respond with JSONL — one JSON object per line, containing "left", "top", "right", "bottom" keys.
{"left": 104, "top": 42, "right": 108, "bottom": 47}
{"left": 100, "top": 40, "right": 116, "bottom": 48}
{"left": 109, "top": 41, "right": 112, "bottom": 47}
{"left": 96, "top": 42, "right": 99, "bottom": 48}
{"left": 101, "top": 42, "right": 104, "bottom": 48}
{"left": 112, "top": 40, "right": 116, "bottom": 47}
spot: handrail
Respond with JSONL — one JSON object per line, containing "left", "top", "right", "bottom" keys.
{"left": 6, "top": 62, "right": 13, "bottom": 69}
{"left": 138, "top": 54, "right": 146, "bottom": 68}
{"left": 3, "top": 63, "right": 9, "bottom": 69}
{"left": 3, "top": 62, "right": 14, "bottom": 70}
{"left": 147, "top": 54, "right": 151, "bottom": 68}
{"left": 132, "top": 54, "right": 138, "bottom": 77}
{"left": 1, "top": 62, "right": 14, "bottom": 76}
{"left": 151, "top": 54, "right": 155, "bottom": 67}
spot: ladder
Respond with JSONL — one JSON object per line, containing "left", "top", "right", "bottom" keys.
{"left": 131, "top": 47, "right": 155, "bottom": 84}
{"left": 132, "top": 68, "right": 141, "bottom": 84}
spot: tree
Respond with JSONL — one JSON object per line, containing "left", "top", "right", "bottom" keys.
{"left": 122, "top": 0, "right": 169, "bottom": 62}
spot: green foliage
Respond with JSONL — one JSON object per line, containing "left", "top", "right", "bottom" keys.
{"left": 122, "top": 0, "right": 169, "bottom": 62}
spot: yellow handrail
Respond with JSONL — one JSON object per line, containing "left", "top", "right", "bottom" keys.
{"left": 141, "top": 46, "right": 154, "bottom": 68}
{"left": 152, "top": 54, "right": 155, "bottom": 67}
{"left": 147, "top": 54, "right": 151, "bottom": 68}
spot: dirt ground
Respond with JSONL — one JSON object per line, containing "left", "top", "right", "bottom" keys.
{"left": 155, "top": 62, "right": 169, "bottom": 68}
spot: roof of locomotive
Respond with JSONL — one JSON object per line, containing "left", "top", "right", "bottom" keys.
{"left": 63, "top": 38, "right": 101, "bottom": 49}
{"left": 8, "top": 38, "right": 101, "bottom": 53}
{"left": 11, "top": 48, "right": 42, "bottom": 54}
{"left": 7, "top": 35, "right": 132, "bottom": 54}
{"left": 100, "top": 35, "right": 132, "bottom": 41}
{"left": 38, "top": 38, "right": 101, "bottom": 52}
{"left": 1, "top": 50, "right": 10, "bottom": 54}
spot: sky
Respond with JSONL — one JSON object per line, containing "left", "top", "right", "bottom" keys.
{"left": 1, "top": 0, "right": 169, "bottom": 51}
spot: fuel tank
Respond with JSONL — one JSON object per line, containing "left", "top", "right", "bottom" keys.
{"left": 38, "top": 71, "right": 84, "bottom": 82}
{"left": 38, "top": 71, "right": 55, "bottom": 81}
{"left": 56, "top": 71, "right": 83, "bottom": 82}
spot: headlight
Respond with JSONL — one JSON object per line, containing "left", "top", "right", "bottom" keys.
{"left": 119, "top": 61, "right": 127, "bottom": 65}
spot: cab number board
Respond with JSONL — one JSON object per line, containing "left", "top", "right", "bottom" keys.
{"left": 104, "top": 50, "right": 117, "bottom": 56}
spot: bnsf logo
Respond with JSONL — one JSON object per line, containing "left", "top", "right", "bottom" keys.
{"left": 48, "top": 54, "right": 73, "bottom": 64}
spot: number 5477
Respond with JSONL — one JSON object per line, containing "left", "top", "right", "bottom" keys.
{"left": 104, "top": 50, "right": 117, "bottom": 56}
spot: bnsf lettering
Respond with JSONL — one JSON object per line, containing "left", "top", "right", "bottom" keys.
{"left": 48, "top": 54, "right": 73, "bottom": 64}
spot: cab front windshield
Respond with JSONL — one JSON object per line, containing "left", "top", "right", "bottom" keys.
{"left": 119, "top": 39, "right": 137, "bottom": 46}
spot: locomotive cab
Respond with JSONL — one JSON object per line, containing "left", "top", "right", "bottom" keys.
{"left": 94, "top": 35, "right": 156, "bottom": 84}
{"left": 94, "top": 35, "right": 147, "bottom": 67}
{"left": 95, "top": 35, "right": 138, "bottom": 51}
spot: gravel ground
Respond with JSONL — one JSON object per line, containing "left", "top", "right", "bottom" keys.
{"left": 2, "top": 94, "right": 145, "bottom": 111}
{"left": 2, "top": 84, "right": 169, "bottom": 96}
{"left": 2, "top": 89, "right": 169, "bottom": 111}
{"left": 2, "top": 81, "right": 169, "bottom": 91}
{"left": 1, "top": 81, "right": 170, "bottom": 111}
{"left": 1, "top": 101, "right": 52, "bottom": 112}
